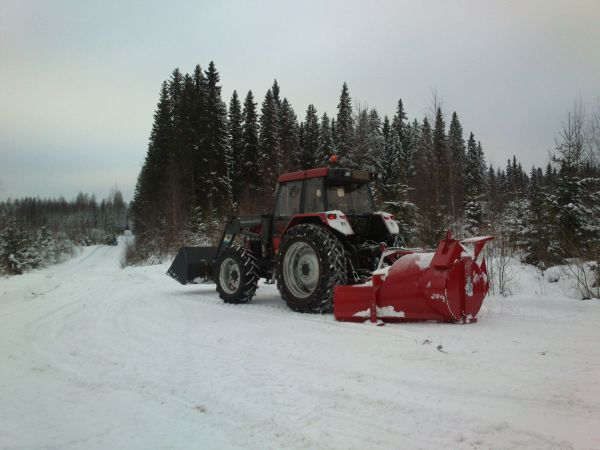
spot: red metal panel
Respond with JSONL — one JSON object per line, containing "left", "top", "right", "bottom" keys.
{"left": 333, "top": 234, "right": 494, "bottom": 324}
{"left": 430, "top": 239, "right": 462, "bottom": 268}
{"left": 277, "top": 168, "right": 328, "bottom": 182}
{"left": 278, "top": 171, "right": 306, "bottom": 182}
{"left": 305, "top": 167, "right": 328, "bottom": 178}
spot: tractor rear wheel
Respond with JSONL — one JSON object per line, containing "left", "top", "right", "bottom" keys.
{"left": 277, "top": 224, "right": 347, "bottom": 313}
{"left": 215, "top": 245, "right": 259, "bottom": 304}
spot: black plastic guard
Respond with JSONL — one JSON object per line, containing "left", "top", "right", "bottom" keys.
{"left": 167, "top": 247, "right": 218, "bottom": 284}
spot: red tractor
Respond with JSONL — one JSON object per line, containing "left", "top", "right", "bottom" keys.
{"left": 168, "top": 165, "right": 493, "bottom": 323}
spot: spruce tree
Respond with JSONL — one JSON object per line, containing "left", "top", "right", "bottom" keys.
{"left": 522, "top": 167, "right": 561, "bottom": 266}
{"left": 366, "top": 108, "right": 384, "bottom": 173}
{"left": 132, "top": 81, "right": 172, "bottom": 244}
{"left": 191, "top": 65, "right": 207, "bottom": 204}
{"left": 352, "top": 106, "right": 370, "bottom": 169}
{"left": 204, "top": 61, "right": 231, "bottom": 213}
{"left": 406, "top": 119, "right": 421, "bottom": 197}
{"left": 241, "top": 90, "right": 260, "bottom": 193}
{"left": 278, "top": 98, "right": 300, "bottom": 172}
{"left": 432, "top": 107, "right": 448, "bottom": 214}
{"left": 447, "top": 112, "right": 466, "bottom": 220}
{"left": 414, "top": 117, "right": 443, "bottom": 245}
{"left": 463, "top": 132, "right": 486, "bottom": 235}
{"left": 298, "top": 104, "right": 319, "bottom": 169}
{"left": 375, "top": 115, "right": 415, "bottom": 242}
{"left": 318, "top": 112, "right": 333, "bottom": 165}
{"left": 391, "top": 99, "right": 408, "bottom": 150}
{"left": 392, "top": 100, "right": 414, "bottom": 184}
{"left": 258, "top": 88, "right": 280, "bottom": 191}
{"left": 228, "top": 90, "right": 244, "bottom": 205}
{"left": 331, "top": 118, "right": 337, "bottom": 147}
{"left": 336, "top": 82, "right": 354, "bottom": 164}
{"left": 179, "top": 74, "right": 197, "bottom": 207}
{"left": 164, "top": 68, "right": 187, "bottom": 240}
{"left": 271, "top": 79, "right": 282, "bottom": 112}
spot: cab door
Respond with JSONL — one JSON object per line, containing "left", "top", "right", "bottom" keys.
{"left": 272, "top": 180, "right": 303, "bottom": 251}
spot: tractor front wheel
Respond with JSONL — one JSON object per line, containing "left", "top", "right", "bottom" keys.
{"left": 215, "top": 245, "right": 259, "bottom": 304}
{"left": 277, "top": 224, "right": 347, "bottom": 313}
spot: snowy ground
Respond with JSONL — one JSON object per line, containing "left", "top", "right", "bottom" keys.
{"left": 1, "top": 240, "right": 599, "bottom": 450}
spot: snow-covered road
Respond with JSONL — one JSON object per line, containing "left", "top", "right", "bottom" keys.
{"left": 1, "top": 241, "right": 599, "bottom": 449}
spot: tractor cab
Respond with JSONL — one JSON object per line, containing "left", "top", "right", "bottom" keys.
{"left": 272, "top": 167, "right": 399, "bottom": 253}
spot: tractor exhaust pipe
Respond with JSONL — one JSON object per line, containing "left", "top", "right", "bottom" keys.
{"left": 334, "top": 232, "right": 494, "bottom": 323}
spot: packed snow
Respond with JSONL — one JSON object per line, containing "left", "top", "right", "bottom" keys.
{"left": 414, "top": 252, "right": 435, "bottom": 270}
{"left": 1, "top": 238, "right": 599, "bottom": 449}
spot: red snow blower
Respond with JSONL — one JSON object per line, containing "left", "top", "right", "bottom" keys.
{"left": 334, "top": 232, "right": 493, "bottom": 323}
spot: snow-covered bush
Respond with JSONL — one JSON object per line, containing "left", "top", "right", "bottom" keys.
{"left": 544, "top": 266, "right": 561, "bottom": 283}
{"left": 104, "top": 232, "right": 118, "bottom": 246}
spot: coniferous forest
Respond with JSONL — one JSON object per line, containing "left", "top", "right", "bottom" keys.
{"left": 0, "top": 189, "right": 128, "bottom": 274}
{"left": 1, "top": 60, "right": 598, "bottom": 295}
{"left": 130, "top": 61, "right": 599, "bottom": 296}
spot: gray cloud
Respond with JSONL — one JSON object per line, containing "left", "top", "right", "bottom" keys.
{"left": 1, "top": 0, "right": 599, "bottom": 201}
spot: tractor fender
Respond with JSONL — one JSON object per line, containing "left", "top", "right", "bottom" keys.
{"left": 282, "top": 211, "right": 354, "bottom": 237}
{"left": 373, "top": 211, "right": 400, "bottom": 235}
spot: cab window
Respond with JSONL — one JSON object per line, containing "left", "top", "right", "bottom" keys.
{"left": 274, "top": 181, "right": 302, "bottom": 217}
{"left": 304, "top": 178, "right": 324, "bottom": 212}
{"left": 326, "top": 183, "right": 375, "bottom": 214}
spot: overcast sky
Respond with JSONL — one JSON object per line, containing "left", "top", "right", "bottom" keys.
{"left": 1, "top": 0, "right": 599, "bottom": 201}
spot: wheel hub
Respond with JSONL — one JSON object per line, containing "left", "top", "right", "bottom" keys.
{"left": 219, "top": 258, "right": 241, "bottom": 295}
{"left": 283, "top": 241, "right": 320, "bottom": 299}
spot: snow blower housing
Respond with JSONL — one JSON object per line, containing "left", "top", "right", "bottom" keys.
{"left": 168, "top": 166, "right": 493, "bottom": 323}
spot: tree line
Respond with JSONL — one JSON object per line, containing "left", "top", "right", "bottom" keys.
{"left": 0, "top": 189, "right": 128, "bottom": 274}
{"left": 128, "top": 61, "right": 598, "bottom": 295}
{"left": 130, "top": 61, "right": 494, "bottom": 259}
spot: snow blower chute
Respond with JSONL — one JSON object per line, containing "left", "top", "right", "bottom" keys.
{"left": 334, "top": 232, "right": 494, "bottom": 323}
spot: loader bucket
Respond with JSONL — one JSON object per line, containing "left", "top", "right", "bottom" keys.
{"left": 334, "top": 233, "right": 493, "bottom": 323}
{"left": 167, "top": 246, "right": 218, "bottom": 284}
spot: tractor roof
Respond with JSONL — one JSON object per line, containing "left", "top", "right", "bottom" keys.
{"left": 278, "top": 167, "right": 329, "bottom": 182}
{"left": 278, "top": 167, "right": 377, "bottom": 183}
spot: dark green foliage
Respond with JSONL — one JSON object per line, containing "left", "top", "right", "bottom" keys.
{"left": 392, "top": 101, "right": 415, "bottom": 184}
{"left": 352, "top": 107, "right": 371, "bottom": 170}
{"left": 432, "top": 108, "right": 448, "bottom": 214}
{"left": 278, "top": 98, "right": 300, "bottom": 173}
{"left": 241, "top": 90, "right": 260, "bottom": 193}
{"left": 335, "top": 82, "right": 354, "bottom": 164}
{"left": 377, "top": 115, "right": 416, "bottom": 244}
{"left": 366, "top": 109, "right": 385, "bottom": 173}
{"left": 464, "top": 133, "right": 486, "bottom": 235}
{"left": 297, "top": 104, "right": 319, "bottom": 169}
{"left": 522, "top": 167, "right": 561, "bottom": 266}
{"left": 318, "top": 112, "right": 333, "bottom": 165}
{"left": 204, "top": 62, "right": 231, "bottom": 212}
{"left": 414, "top": 118, "right": 444, "bottom": 245}
{"left": 0, "top": 218, "right": 35, "bottom": 274}
{"left": 228, "top": 90, "right": 244, "bottom": 205}
{"left": 258, "top": 88, "right": 280, "bottom": 191}
{"left": 447, "top": 112, "right": 466, "bottom": 220}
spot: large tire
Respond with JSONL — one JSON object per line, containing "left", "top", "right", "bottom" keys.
{"left": 277, "top": 224, "right": 347, "bottom": 313}
{"left": 215, "top": 245, "right": 259, "bottom": 304}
